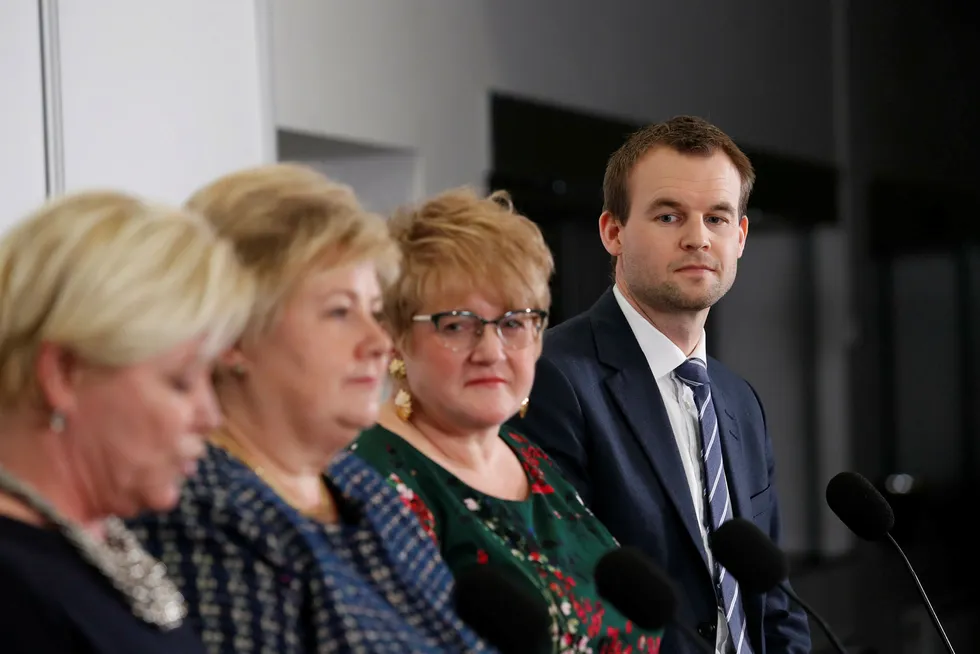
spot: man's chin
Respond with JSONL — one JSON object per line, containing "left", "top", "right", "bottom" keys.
{"left": 676, "top": 298, "right": 718, "bottom": 312}
{"left": 667, "top": 285, "right": 727, "bottom": 312}
{"left": 655, "top": 295, "right": 718, "bottom": 313}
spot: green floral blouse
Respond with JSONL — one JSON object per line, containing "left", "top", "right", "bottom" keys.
{"left": 351, "top": 425, "right": 663, "bottom": 654}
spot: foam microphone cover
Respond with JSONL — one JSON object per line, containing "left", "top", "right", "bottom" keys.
{"left": 594, "top": 546, "right": 677, "bottom": 631}
{"left": 452, "top": 565, "right": 552, "bottom": 654}
{"left": 709, "top": 519, "right": 789, "bottom": 594}
{"left": 825, "top": 471, "right": 895, "bottom": 541}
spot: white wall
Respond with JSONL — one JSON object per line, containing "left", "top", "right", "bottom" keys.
{"left": 271, "top": 0, "right": 837, "bottom": 197}
{"left": 55, "top": 0, "right": 274, "bottom": 204}
{"left": 0, "top": 0, "right": 275, "bottom": 220}
{"left": 278, "top": 130, "right": 420, "bottom": 215}
{"left": 0, "top": 2, "right": 48, "bottom": 232}
{"left": 271, "top": 0, "right": 491, "bottom": 197}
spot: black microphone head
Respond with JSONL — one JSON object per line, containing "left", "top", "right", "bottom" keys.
{"left": 452, "top": 565, "right": 552, "bottom": 654}
{"left": 826, "top": 471, "right": 895, "bottom": 541}
{"left": 709, "top": 518, "right": 789, "bottom": 594}
{"left": 594, "top": 546, "right": 677, "bottom": 631}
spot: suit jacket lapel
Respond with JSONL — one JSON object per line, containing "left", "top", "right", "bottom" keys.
{"left": 709, "top": 376, "right": 752, "bottom": 521}
{"left": 591, "top": 290, "right": 709, "bottom": 566}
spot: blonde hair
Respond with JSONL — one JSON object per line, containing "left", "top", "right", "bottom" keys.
{"left": 385, "top": 187, "right": 554, "bottom": 342}
{"left": 185, "top": 163, "right": 400, "bottom": 338}
{"left": 0, "top": 190, "right": 255, "bottom": 411}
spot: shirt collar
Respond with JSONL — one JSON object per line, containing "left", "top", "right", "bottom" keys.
{"left": 612, "top": 283, "right": 707, "bottom": 379}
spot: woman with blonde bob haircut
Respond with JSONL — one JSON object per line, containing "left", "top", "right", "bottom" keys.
{"left": 0, "top": 191, "right": 253, "bottom": 653}
{"left": 132, "top": 164, "right": 488, "bottom": 654}
{"left": 352, "top": 188, "right": 664, "bottom": 652}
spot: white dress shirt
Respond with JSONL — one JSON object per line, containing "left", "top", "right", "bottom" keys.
{"left": 612, "top": 284, "right": 731, "bottom": 654}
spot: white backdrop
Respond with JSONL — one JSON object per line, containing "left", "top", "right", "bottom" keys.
{"left": 0, "top": 2, "right": 48, "bottom": 233}
{"left": 0, "top": 0, "right": 275, "bottom": 234}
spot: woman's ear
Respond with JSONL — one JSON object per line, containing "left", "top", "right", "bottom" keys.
{"left": 389, "top": 330, "right": 412, "bottom": 363}
{"left": 35, "top": 341, "right": 82, "bottom": 417}
{"left": 218, "top": 346, "right": 241, "bottom": 370}
{"left": 217, "top": 341, "right": 249, "bottom": 378}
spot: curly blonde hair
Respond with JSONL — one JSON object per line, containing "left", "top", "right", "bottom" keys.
{"left": 384, "top": 187, "right": 554, "bottom": 344}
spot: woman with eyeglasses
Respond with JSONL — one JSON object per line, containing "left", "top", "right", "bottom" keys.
{"left": 351, "top": 188, "right": 663, "bottom": 654}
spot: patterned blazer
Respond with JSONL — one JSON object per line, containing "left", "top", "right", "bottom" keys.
{"left": 129, "top": 445, "right": 490, "bottom": 654}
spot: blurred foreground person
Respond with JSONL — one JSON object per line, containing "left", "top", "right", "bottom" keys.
{"left": 131, "top": 164, "right": 488, "bottom": 653}
{"left": 0, "top": 191, "right": 253, "bottom": 653}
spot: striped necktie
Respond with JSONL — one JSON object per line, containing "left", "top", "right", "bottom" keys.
{"left": 675, "top": 357, "right": 752, "bottom": 654}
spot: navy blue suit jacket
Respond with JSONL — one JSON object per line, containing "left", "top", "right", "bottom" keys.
{"left": 515, "top": 289, "right": 811, "bottom": 654}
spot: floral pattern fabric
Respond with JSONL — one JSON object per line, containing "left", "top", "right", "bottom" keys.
{"left": 352, "top": 426, "right": 663, "bottom": 654}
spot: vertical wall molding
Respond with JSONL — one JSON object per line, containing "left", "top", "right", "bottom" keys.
{"left": 798, "top": 229, "right": 822, "bottom": 554}
{"left": 38, "top": 0, "right": 64, "bottom": 197}
{"left": 254, "top": 0, "right": 278, "bottom": 163}
{"left": 954, "top": 246, "right": 977, "bottom": 484}
{"left": 821, "top": 0, "right": 856, "bottom": 556}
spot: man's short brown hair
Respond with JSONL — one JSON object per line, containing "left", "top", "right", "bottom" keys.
{"left": 603, "top": 115, "right": 755, "bottom": 223}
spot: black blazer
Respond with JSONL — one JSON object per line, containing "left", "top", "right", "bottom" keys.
{"left": 515, "top": 288, "right": 811, "bottom": 654}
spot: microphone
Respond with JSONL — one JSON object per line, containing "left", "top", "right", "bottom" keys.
{"left": 826, "top": 471, "right": 956, "bottom": 654}
{"left": 594, "top": 547, "right": 713, "bottom": 654}
{"left": 452, "top": 565, "right": 553, "bottom": 654}
{"left": 709, "top": 519, "right": 849, "bottom": 654}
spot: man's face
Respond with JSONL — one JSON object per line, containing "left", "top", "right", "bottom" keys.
{"left": 600, "top": 147, "right": 748, "bottom": 314}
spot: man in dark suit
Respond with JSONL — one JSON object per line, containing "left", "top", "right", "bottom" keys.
{"left": 515, "top": 116, "right": 811, "bottom": 654}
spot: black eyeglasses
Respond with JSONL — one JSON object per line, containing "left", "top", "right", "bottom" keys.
{"left": 412, "top": 309, "right": 548, "bottom": 352}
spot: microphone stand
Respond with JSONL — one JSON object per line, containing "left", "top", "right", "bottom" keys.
{"left": 777, "top": 582, "right": 848, "bottom": 654}
{"left": 885, "top": 533, "right": 956, "bottom": 654}
{"left": 671, "top": 621, "right": 714, "bottom": 654}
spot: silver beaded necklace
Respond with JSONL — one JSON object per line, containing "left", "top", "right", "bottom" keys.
{"left": 0, "top": 463, "right": 187, "bottom": 630}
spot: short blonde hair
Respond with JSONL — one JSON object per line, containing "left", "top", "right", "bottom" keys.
{"left": 0, "top": 190, "right": 255, "bottom": 411}
{"left": 385, "top": 187, "right": 554, "bottom": 342}
{"left": 185, "top": 163, "right": 400, "bottom": 337}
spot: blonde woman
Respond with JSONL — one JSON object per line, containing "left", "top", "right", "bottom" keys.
{"left": 352, "top": 188, "right": 664, "bottom": 653}
{"left": 0, "top": 191, "right": 253, "bottom": 653}
{"left": 131, "top": 164, "right": 488, "bottom": 654}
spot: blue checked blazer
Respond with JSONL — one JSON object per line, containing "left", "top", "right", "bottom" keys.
{"left": 130, "top": 445, "right": 489, "bottom": 654}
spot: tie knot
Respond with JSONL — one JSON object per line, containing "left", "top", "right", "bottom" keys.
{"left": 675, "top": 357, "right": 710, "bottom": 387}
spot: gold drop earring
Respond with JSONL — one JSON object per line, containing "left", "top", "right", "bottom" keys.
{"left": 388, "top": 358, "right": 412, "bottom": 421}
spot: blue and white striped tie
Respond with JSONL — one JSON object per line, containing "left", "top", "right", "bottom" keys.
{"left": 676, "top": 357, "right": 753, "bottom": 654}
